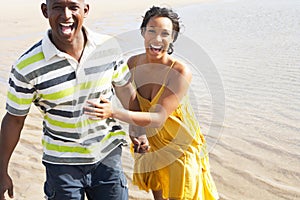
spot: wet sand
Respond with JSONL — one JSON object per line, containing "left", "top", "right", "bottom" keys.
{"left": 1, "top": 0, "right": 299, "bottom": 199}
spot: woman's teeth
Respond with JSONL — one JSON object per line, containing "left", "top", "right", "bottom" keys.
{"left": 150, "top": 44, "right": 162, "bottom": 52}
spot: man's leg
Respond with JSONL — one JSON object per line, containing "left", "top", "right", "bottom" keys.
{"left": 86, "top": 146, "right": 128, "bottom": 200}
{"left": 43, "top": 162, "right": 85, "bottom": 200}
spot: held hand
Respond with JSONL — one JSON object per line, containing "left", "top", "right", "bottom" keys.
{"left": 0, "top": 173, "right": 14, "bottom": 200}
{"left": 130, "top": 135, "right": 150, "bottom": 154}
{"left": 84, "top": 97, "right": 113, "bottom": 120}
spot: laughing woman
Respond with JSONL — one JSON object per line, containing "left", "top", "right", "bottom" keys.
{"left": 85, "top": 6, "right": 219, "bottom": 200}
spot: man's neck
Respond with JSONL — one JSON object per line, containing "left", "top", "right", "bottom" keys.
{"left": 49, "top": 28, "right": 87, "bottom": 62}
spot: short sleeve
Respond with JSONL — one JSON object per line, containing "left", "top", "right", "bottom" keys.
{"left": 6, "top": 64, "right": 35, "bottom": 116}
{"left": 112, "top": 58, "right": 131, "bottom": 87}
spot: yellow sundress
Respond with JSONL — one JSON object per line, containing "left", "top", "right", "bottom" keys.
{"left": 131, "top": 61, "right": 219, "bottom": 200}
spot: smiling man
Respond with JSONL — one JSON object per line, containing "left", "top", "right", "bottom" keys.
{"left": 0, "top": 0, "right": 134, "bottom": 199}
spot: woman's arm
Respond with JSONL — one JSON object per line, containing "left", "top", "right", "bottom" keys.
{"left": 84, "top": 61, "right": 192, "bottom": 128}
{"left": 84, "top": 98, "right": 163, "bottom": 127}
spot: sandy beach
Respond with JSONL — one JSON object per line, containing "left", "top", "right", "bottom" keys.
{"left": 1, "top": 0, "right": 300, "bottom": 199}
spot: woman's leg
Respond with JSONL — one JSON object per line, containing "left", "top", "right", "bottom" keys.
{"left": 152, "top": 190, "right": 167, "bottom": 200}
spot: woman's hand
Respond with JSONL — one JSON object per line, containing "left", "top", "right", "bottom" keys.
{"left": 84, "top": 97, "right": 113, "bottom": 120}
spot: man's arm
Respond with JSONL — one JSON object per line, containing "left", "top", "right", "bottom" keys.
{"left": 0, "top": 113, "right": 26, "bottom": 200}
{"left": 114, "top": 82, "right": 149, "bottom": 153}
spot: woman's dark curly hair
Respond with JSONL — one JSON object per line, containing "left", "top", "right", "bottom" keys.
{"left": 140, "top": 6, "right": 180, "bottom": 55}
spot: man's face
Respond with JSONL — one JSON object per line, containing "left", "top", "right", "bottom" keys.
{"left": 42, "top": 0, "right": 89, "bottom": 44}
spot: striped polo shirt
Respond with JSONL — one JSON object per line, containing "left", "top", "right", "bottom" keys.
{"left": 6, "top": 27, "right": 130, "bottom": 165}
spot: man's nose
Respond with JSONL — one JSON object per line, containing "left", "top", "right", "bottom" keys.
{"left": 63, "top": 7, "right": 72, "bottom": 18}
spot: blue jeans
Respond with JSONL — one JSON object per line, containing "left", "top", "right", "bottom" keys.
{"left": 43, "top": 146, "right": 128, "bottom": 200}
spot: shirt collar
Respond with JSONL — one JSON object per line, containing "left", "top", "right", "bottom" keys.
{"left": 42, "top": 26, "right": 97, "bottom": 61}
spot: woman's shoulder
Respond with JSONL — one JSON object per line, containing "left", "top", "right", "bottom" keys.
{"left": 172, "top": 59, "right": 192, "bottom": 82}
{"left": 127, "top": 54, "right": 144, "bottom": 69}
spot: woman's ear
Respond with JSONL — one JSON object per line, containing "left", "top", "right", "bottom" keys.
{"left": 172, "top": 31, "right": 176, "bottom": 42}
{"left": 41, "top": 3, "right": 48, "bottom": 18}
{"left": 141, "top": 28, "right": 146, "bottom": 38}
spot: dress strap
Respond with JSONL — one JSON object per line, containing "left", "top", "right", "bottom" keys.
{"left": 162, "top": 60, "right": 176, "bottom": 86}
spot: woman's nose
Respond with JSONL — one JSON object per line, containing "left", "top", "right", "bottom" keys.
{"left": 155, "top": 34, "right": 163, "bottom": 42}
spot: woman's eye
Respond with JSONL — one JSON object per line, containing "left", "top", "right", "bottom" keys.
{"left": 162, "top": 32, "right": 170, "bottom": 37}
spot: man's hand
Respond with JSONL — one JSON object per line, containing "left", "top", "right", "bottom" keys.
{"left": 0, "top": 173, "right": 14, "bottom": 200}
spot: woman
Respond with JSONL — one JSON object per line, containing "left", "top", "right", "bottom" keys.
{"left": 85, "top": 6, "right": 219, "bottom": 200}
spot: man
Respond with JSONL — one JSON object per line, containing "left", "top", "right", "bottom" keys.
{"left": 0, "top": 0, "right": 135, "bottom": 199}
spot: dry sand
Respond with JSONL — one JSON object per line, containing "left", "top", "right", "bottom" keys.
{"left": 0, "top": 0, "right": 211, "bottom": 199}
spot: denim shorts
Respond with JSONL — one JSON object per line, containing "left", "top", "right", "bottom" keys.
{"left": 43, "top": 146, "right": 128, "bottom": 200}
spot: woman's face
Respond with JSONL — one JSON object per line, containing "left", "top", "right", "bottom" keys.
{"left": 143, "top": 16, "right": 174, "bottom": 60}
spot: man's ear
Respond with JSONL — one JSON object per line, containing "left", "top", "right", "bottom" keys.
{"left": 41, "top": 3, "right": 48, "bottom": 18}
{"left": 84, "top": 4, "right": 90, "bottom": 17}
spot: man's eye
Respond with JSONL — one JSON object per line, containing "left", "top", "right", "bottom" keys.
{"left": 53, "top": 6, "right": 62, "bottom": 10}
{"left": 70, "top": 6, "right": 80, "bottom": 11}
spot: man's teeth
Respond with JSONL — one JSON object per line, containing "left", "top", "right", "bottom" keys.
{"left": 60, "top": 22, "right": 73, "bottom": 27}
{"left": 60, "top": 23, "right": 73, "bottom": 34}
